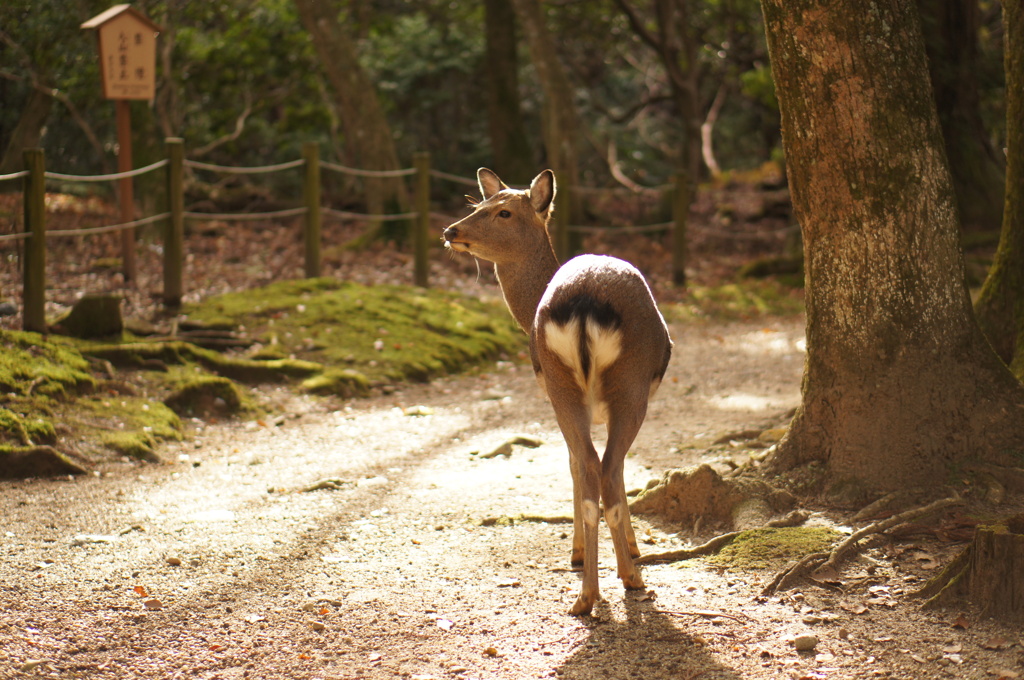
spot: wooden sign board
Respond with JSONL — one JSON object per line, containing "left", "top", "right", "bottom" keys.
{"left": 81, "top": 5, "right": 161, "bottom": 100}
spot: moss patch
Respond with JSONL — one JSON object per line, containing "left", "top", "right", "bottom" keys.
{"left": 703, "top": 526, "right": 840, "bottom": 571}
{"left": 666, "top": 279, "right": 805, "bottom": 322}
{"left": 183, "top": 278, "right": 524, "bottom": 386}
{"left": 164, "top": 376, "right": 252, "bottom": 418}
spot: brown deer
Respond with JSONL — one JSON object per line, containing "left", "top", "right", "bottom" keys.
{"left": 443, "top": 168, "right": 672, "bottom": 616}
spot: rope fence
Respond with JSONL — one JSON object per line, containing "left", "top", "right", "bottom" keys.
{"left": 4, "top": 141, "right": 728, "bottom": 332}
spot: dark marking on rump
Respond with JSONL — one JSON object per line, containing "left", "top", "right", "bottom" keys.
{"left": 548, "top": 294, "right": 622, "bottom": 382}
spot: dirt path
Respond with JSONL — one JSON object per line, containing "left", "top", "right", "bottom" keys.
{"left": 2, "top": 318, "right": 1022, "bottom": 680}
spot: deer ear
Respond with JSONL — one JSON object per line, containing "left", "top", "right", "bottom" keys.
{"left": 530, "top": 169, "right": 556, "bottom": 215}
{"left": 477, "top": 168, "right": 507, "bottom": 200}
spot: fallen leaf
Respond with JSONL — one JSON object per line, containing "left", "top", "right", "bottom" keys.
{"left": 298, "top": 653, "right": 311, "bottom": 660}
{"left": 982, "top": 636, "right": 1010, "bottom": 650}
{"left": 143, "top": 598, "right": 163, "bottom": 610}
{"left": 840, "top": 602, "right": 868, "bottom": 615}
{"left": 951, "top": 614, "right": 970, "bottom": 629}
{"left": 133, "top": 585, "right": 148, "bottom": 597}
{"left": 942, "top": 644, "right": 962, "bottom": 654}
{"left": 208, "top": 644, "right": 224, "bottom": 652}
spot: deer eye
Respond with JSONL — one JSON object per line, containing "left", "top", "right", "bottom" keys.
{"left": 498, "top": 210, "right": 512, "bottom": 218}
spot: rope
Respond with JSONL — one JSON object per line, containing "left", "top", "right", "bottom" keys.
{"left": 45, "top": 212, "right": 171, "bottom": 238}
{"left": 322, "top": 207, "right": 418, "bottom": 222}
{"left": 45, "top": 159, "right": 169, "bottom": 183}
{"left": 0, "top": 170, "right": 29, "bottom": 182}
{"left": 183, "top": 207, "right": 307, "bottom": 221}
{"left": 184, "top": 158, "right": 305, "bottom": 175}
{"left": 320, "top": 161, "right": 416, "bottom": 178}
{"left": 429, "top": 169, "right": 478, "bottom": 187}
{"left": 0, "top": 231, "right": 30, "bottom": 243}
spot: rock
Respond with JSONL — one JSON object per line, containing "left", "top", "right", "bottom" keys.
{"left": 51, "top": 294, "right": 124, "bottom": 339}
{"left": 793, "top": 634, "right": 818, "bottom": 652}
{"left": 0, "top": 301, "right": 17, "bottom": 316}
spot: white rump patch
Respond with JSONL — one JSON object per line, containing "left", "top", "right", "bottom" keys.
{"left": 542, "top": 318, "right": 622, "bottom": 425}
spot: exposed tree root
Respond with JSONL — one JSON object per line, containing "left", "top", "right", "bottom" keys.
{"left": 761, "top": 495, "right": 963, "bottom": 596}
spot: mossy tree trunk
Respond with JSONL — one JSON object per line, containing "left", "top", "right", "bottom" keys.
{"left": 294, "top": 0, "right": 408, "bottom": 222}
{"left": 483, "top": 0, "right": 535, "bottom": 186}
{"left": 974, "top": 0, "right": 1024, "bottom": 378}
{"left": 759, "top": 0, "right": 1024, "bottom": 501}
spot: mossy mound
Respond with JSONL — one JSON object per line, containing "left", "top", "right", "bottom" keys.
{"left": 0, "top": 331, "right": 96, "bottom": 398}
{"left": 164, "top": 376, "right": 251, "bottom": 418}
{"left": 703, "top": 526, "right": 840, "bottom": 571}
{"left": 183, "top": 278, "right": 524, "bottom": 386}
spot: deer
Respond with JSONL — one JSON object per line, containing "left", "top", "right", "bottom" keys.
{"left": 443, "top": 168, "right": 672, "bottom": 616}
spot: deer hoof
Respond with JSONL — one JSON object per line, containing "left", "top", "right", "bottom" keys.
{"left": 569, "top": 592, "right": 597, "bottom": 617}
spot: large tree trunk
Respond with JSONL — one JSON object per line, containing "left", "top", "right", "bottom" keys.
{"left": 510, "top": 0, "right": 582, "bottom": 227}
{"left": 975, "top": 0, "right": 1024, "bottom": 377}
{"left": 917, "top": 0, "right": 1005, "bottom": 232}
{"left": 759, "top": 0, "right": 1024, "bottom": 502}
{"left": 294, "top": 0, "right": 407, "bottom": 222}
{"left": 483, "top": 0, "right": 534, "bottom": 186}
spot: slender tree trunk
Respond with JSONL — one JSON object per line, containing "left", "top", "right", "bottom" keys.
{"left": 510, "top": 0, "right": 582, "bottom": 224}
{"left": 294, "top": 0, "right": 406, "bottom": 218}
{"left": 759, "top": 0, "right": 1024, "bottom": 502}
{"left": 483, "top": 0, "right": 534, "bottom": 186}
{"left": 0, "top": 87, "right": 52, "bottom": 176}
{"left": 917, "top": 0, "right": 1005, "bottom": 232}
{"left": 975, "top": 0, "right": 1024, "bottom": 377}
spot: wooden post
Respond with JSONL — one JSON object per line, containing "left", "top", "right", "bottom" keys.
{"left": 22, "top": 148, "right": 46, "bottom": 333}
{"left": 164, "top": 138, "right": 184, "bottom": 308}
{"left": 672, "top": 171, "right": 690, "bottom": 287}
{"left": 115, "top": 99, "right": 137, "bottom": 283}
{"left": 413, "top": 152, "right": 430, "bottom": 288}
{"left": 303, "top": 142, "right": 322, "bottom": 278}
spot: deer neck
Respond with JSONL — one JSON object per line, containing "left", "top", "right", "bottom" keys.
{"left": 494, "top": 242, "right": 560, "bottom": 334}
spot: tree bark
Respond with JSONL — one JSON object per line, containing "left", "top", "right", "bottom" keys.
{"left": 975, "top": 0, "right": 1024, "bottom": 377}
{"left": 294, "top": 0, "right": 407, "bottom": 217}
{"left": 510, "top": 0, "right": 582, "bottom": 224}
{"left": 483, "top": 0, "right": 534, "bottom": 186}
{"left": 917, "top": 0, "right": 1005, "bottom": 232}
{"left": 759, "top": 0, "right": 1024, "bottom": 502}
{"left": 0, "top": 86, "right": 52, "bottom": 176}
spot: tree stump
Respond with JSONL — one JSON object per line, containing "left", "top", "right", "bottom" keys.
{"left": 915, "top": 513, "right": 1024, "bottom": 621}
{"left": 52, "top": 294, "right": 124, "bottom": 339}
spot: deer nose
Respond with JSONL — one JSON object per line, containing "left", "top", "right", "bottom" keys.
{"left": 443, "top": 226, "right": 458, "bottom": 241}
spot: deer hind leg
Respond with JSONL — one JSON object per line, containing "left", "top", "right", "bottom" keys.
{"left": 548, "top": 393, "right": 602, "bottom": 616}
{"left": 601, "top": 400, "right": 649, "bottom": 591}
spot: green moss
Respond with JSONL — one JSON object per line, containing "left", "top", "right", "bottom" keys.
{"left": 665, "top": 280, "right": 805, "bottom": 322}
{"left": 0, "top": 331, "right": 96, "bottom": 397}
{"left": 183, "top": 278, "right": 524, "bottom": 384}
{"left": 302, "top": 368, "right": 371, "bottom": 397}
{"left": 100, "top": 430, "right": 160, "bottom": 460}
{"left": 163, "top": 376, "right": 252, "bottom": 418}
{"left": 704, "top": 526, "right": 840, "bottom": 571}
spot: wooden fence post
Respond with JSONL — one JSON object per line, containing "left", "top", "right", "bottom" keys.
{"left": 553, "top": 170, "right": 570, "bottom": 262}
{"left": 303, "top": 142, "right": 322, "bottom": 278}
{"left": 164, "top": 138, "right": 184, "bottom": 308}
{"left": 22, "top": 148, "right": 46, "bottom": 333}
{"left": 672, "top": 171, "right": 690, "bottom": 287}
{"left": 413, "top": 152, "right": 430, "bottom": 288}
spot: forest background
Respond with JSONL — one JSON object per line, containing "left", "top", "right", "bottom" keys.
{"left": 0, "top": 0, "right": 1007, "bottom": 234}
